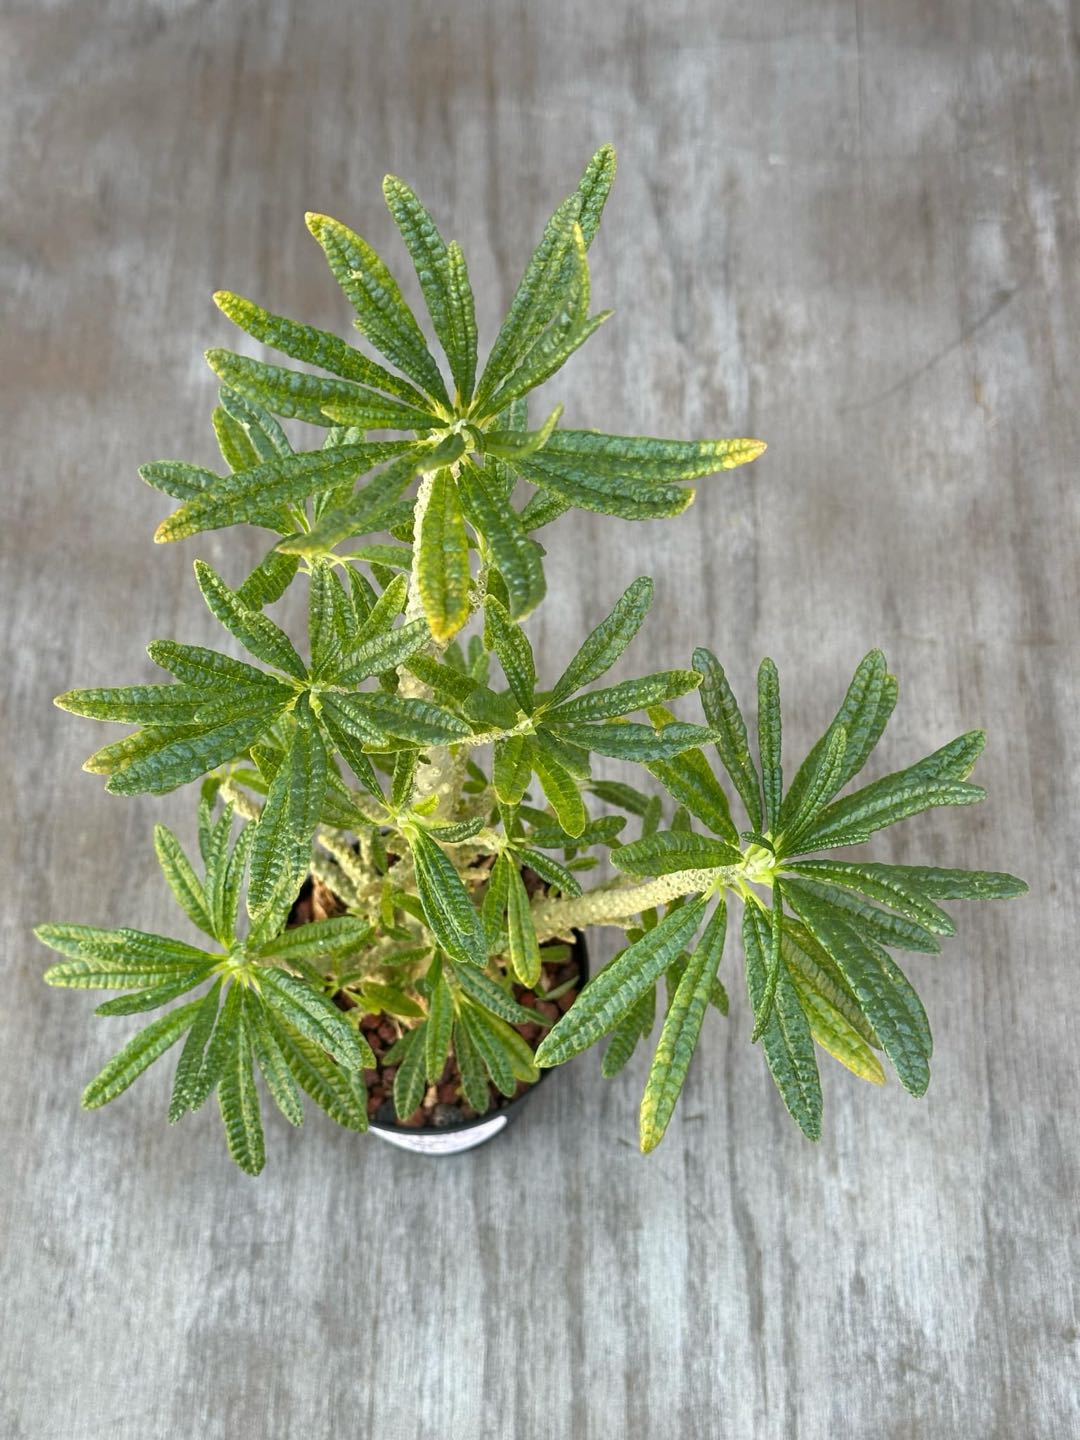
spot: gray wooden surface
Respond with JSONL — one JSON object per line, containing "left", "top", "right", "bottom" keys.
{"left": 2, "top": 2, "right": 1077, "bottom": 1436}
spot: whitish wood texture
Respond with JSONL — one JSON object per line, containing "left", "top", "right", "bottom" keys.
{"left": 1, "top": 3, "right": 1077, "bottom": 1437}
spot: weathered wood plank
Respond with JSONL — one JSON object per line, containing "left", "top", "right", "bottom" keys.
{"left": 1, "top": 2, "right": 1076, "bottom": 1436}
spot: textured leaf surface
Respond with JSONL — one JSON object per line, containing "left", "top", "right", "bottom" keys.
{"left": 743, "top": 904, "right": 822, "bottom": 1139}
{"left": 693, "top": 648, "right": 763, "bottom": 831}
{"left": 417, "top": 468, "right": 471, "bottom": 643}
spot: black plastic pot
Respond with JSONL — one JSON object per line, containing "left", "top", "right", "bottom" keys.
{"left": 369, "top": 930, "right": 590, "bottom": 1156}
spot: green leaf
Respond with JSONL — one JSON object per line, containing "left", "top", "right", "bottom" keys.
{"left": 257, "top": 966, "right": 369, "bottom": 1072}
{"left": 36, "top": 922, "right": 217, "bottom": 973}
{"left": 493, "top": 734, "right": 535, "bottom": 806}
{"left": 236, "top": 548, "right": 301, "bottom": 610}
{"left": 749, "top": 886, "right": 784, "bottom": 1043}
{"left": 275, "top": 450, "right": 424, "bottom": 559}
{"left": 168, "top": 980, "right": 224, "bottom": 1121}
{"left": 506, "top": 863, "right": 542, "bottom": 987}
{"left": 103, "top": 712, "right": 283, "bottom": 798}
{"left": 777, "top": 877, "right": 941, "bottom": 953}
{"left": 473, "top": 193, "right": 583, "bottom": 409}
{"left": 205, "top": 349, "right": 441, "bottom": 430}
{"left": 392, "top": 1026, "right": 428, "bottom": 1120}
{"left": 93, "top": 969, "right": 212, "bottom": 1016}
{"left": 382, "top": 175, "right": 478, "bottom": 407}
{"left": 536, "top": 898, "right": 708, "bottom": 1066}
{"left": 540, "top": 429, "right": 767, "bottom": 481}
{"left": 246, "top": 992, "right": 304, "bottom": 1126}
{"left": 483, "top": 597, "right": 535, "bottom": 709}
{"left": 779, "top": 651, "right": 893, "bottom": 828}
{"left": 775, "top": 724, "right": 849, "bottom": 854}
{"left": 216, "top": 1010, "right": 265, "bottom": 1175}
{"left": 780, "top": 918, "right": 877, "bottom": 1048}
{"left": 787, "top": 965, "right": 885, "bottom": 1085}
{"left": 512, "top": 846, "right": 582, "bottom": 898}
{"left": 213, "top": 289, "right": 431, "bottom": 406}
{"left": 482, "top": 404, "right": 563, "bottom": 462}
{"left": 545, "top": 670, "right": 700, "bottom": 724}
{"left": 639, "top": 898, "right": 726, "bottom": 1152}
{"left": 549, "top": 720, "right": 714, "bottom": 762}
{"left": 425, "top": 964, "right": 454, "bottom": 1083}
{"left": 601, "top": 985, "right": 656, "bottom": 1078}
{"left": 782, "top": 859, "right": 957, "bottom": 933}
{"left": 866, "top": 864, "right": 1027, "bottom": 903}
{"left": 452, "top": 1017, "right": 490, "bottom": 1113}
{"left": 193, "top": 560, "right": 306, "bottom": 680}
{"left": 451, "top": 961, "right": 538, "bottom": 1026}
{"left": 332, "top": 617, "right": 431, "bottom": 683}
{"left": 646, "top": 749, "right": 739, "bottom": 845}
{"left": 515, "top": 452, "right": 693, "bottom": 520}
{"left": 482, "top": 852, "right": 512, "bottom": 950}
{"left": 409, "top": 827, "right": 487, "bottom": 968}
{"left": 573, "top": 143, "right": 617, "bottom": 247}
{"left": 551, "top": 577, "right": 653, "bottom": 702}
{"left": 152, "top": 824, "right": 215, "bottom": 938}
{"left": 268, "top": 1013, "right": 369, "bottom": 1131}
{"left": 155, "top": 442, "right": 411, "bottom": 543}
{"left": 81, "top": 998, "right": 205, "bottom": 1110}
{"left": 783, "top": 878, "right": 930, "bottom": 1097}
{"left": 256, "top": 915, "right": 373, "bottom": 963}
{"left": 305, "top": 211, "right": 450, "bottom": 405}
{"left": 459, "top": 1002, "right": 517, "bottom": 1097}
{"left": 742, "top": 904, "right": 822, "bottom": 1140}
{"left": 248, "top": 715, "right": 326, "bottom": 915}
{"left": 794, "top": 768, "right": 986, "bottom": 854}
{"left": 530, "top": 741, "right": 586, "bottom": 838}
{"left": 416, "top": 467, "right": 471, "bottom": 643}
{"left": 756, "top": 658, "right": 782, "bottom": 835}
{"left": 612, "top": 830, "right": 741, "bottom": 877}
{"left": 55, "top": 684, "right": 219, "bottom": 726}
{"left": 692, "top": 648, "right": 763, "bottom": 831}
{"left": 358, "top": 693, "right": 472, "bottom": 746}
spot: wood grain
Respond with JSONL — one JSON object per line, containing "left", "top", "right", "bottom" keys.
{"left": 1, "top": 2, "right": 1076, "bottom": 1436}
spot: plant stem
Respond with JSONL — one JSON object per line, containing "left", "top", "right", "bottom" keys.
{"left": 530, "top": 867, "right": 739, "bottom": 940}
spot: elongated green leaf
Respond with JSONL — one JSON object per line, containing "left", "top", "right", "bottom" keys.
{"left": 152, "top": 825, "right": 215, "bottom": 938}
{"left": 453, "top": 1017, "right": 490, "bottom": 1112}
{"left": 213, "top": 289, "right": 430, "bottom": 406}
{"left": 749, "top": 886, "right": 785, "bottom": 1043}
{"left": 406, "top": 652, "right": 478, "bottom": 704}
{"left": 541, "top": 429, "right": 766, "bottom": 481}
{"left": 780, "top": 919, "right": 877, "bottom": 1047}
{"left": 275, "top": 450, "right": 424, "bottom": 559}
{"left": 493, "top": 733, "right": 535, "bottom": 806}
{"left": 783, "top": 879, "right": 930, "bottom": 1096}
{"left": 409, "top": 827, "right": 487, "bottom": 968}
{"left": 550, "top": 577, "right": 652, "bottom": 701}
{"left": 869, "top": 864, "right": 1027, "bottom": 903}
{"left": 103, "top": 712, "right": 280, "bottom": 797}
{"left": 483, "top": 598, "right": 535, "bottom": 709}
{"left": 536, "top": 898, "right": 707, "bottom": 1066}
{"left": 459, "top": 1002, "right": 517, "bottom": 1097}
{"left": 513, "top": 846, "right": 582, "bottom": 898}
{"left": 81, "top": 998, "right": 205, "bottom": 1110}
{"left": 549, "top": 720, "right": 714, "bottom": 762}
{"left": 425, "top": 965, "right": 454, "bottom": 1082}
{"left": 92, "top": 969, "right": 211, "bottom": 1016}
{"left": 530, "top": 742, "right": 586, "bottom": 838}
{"left": 516, "top": 452, "right": 692, "bottom": 520}
{"left": 257, "top": 967, "right": 368, "bottom": 1071}
{"left": 416, "top": 467, "right": 471, "bottom": 643}
{"left": 482, "top": 404, "right": 563, "bottom": 462}
{"left": 756, "top": 658, "right": 782, "bottom": 835}
{"left": 573, "top": 143, "right": 617, "bottom": 247}
{"left": 256, "top": 915, "right": 373, "bottom": 963}
{"left": 692, "top": 648, "right": 763, "bottom": 830}
{"left": 205, "top": 349, "right": 440, "bottom": 431}
{"left": 358, "top": 693, "right": 472, "bottom": 746}
{"left": 155, "top": 442, "right": 411, "bottom": 543}
{"left": 146, "top": 641, "right": 292, "bottom": 696}
{"left": 742, "top": 904, "right": 822, "bottom": 1139}
{"left": 779, "top": 651, "right": 892, "bottom": 827}
{"left": 216, "top": 1011, "right": 265, "bottom": 1174}
{"left": 522, "top": 813, "right": 625, "bottom": 849}
{"left": 546, "top": 670, "right": 700, "bottom": 724}
{"left": 305, "top": 211, "right": 450, "bottom": 405}
{"left": 776, "top": 724, "right": 848, "bottom": 854}
{"left": 484, "top": 311, "right": 609, "bottom": 417}
{"left": 248, "top": 717, "right": 327, "bottom": 916}
{"left": 450, "top": 960, "right": 540, "bottom": 1025}
{"left": 787, "top": 965, "right": 885, "bottom": 1085}
{"left": 268, "top": 1013, "right": 369, "bottom": 1131}
{"left": 640, "top": 899, "right": 726, "bottom": 1151}
{"left": 646, "top": 748, "right": 738, "bottom": 845}
{"left": 392, "top": 1026, "right": 428, "bottom": 1119}
{"left": 193, "top": 560, "right": 306, "bottom": 680}
{"left": 455, "top": 455, "right": 544, "bottom": 619}
{"left": 612, "top": 830, "right": 741, "bottom": 877}
{"left": 167, "top": 980, "right": 224, "bottom": 1120}
{"left": 237, "top": 548, "right": 301, "bottom": 610}
{"left": 783, "top": 859, "right": 956, "bottom": 934}
{"left": 245, "top": 992, "right": 304, "bottom": 1126}
{"left": 780, "top": 877, "right": 941, "bottom": 953}
{"left": 601, "top": 985, "right": 656, "bottom": 1078}
{"left": 55, "top": 684, "right": 219, "bottom": 726}
{"left": 796, "top": 776, "right": 986, "bottom": 853}
{"left": 332, "top": 618, "right": 430, "bottom": 683}
{"left": 506, "top": 863, "right": 542, "bottom": 987}
{"left": 473, "top": 193, "right": 583, "bottom": 408}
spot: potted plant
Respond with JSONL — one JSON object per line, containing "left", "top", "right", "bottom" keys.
{"left": 36, "top": 146, "right": 1026, "bottom": 1173}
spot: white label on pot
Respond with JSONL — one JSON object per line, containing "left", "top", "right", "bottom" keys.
{"left": 370, "top": 1115, "right": 509, "bottom": 1155}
